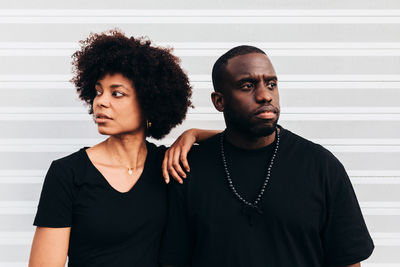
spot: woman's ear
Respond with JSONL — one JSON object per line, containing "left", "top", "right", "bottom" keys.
{"left": 211, "top": 92, "right": 224, "bottom": 112}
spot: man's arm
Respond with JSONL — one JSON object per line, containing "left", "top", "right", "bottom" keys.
{"left": 321, "top": 150, "right": 373, "bottom": 266}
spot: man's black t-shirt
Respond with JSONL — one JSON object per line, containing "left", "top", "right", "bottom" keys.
{"left": 160, "top": 126, "right": 374, "bottom": 267}
{"left": 34, "top": 141, "right": 167, "bottom": 267}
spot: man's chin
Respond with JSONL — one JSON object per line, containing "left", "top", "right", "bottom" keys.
{"left": 250, "top": 121, "right": 278, "bottom": 137}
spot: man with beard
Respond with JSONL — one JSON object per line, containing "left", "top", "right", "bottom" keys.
{"left": 160, "top": 46, "right": 374, "bottom": 267}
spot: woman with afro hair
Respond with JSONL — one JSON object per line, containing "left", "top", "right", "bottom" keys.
{"left": 29, "top": 29, "right": 218, "bottom": 267}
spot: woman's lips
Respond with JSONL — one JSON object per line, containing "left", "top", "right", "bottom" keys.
{"left": 95, "top": 113, "right": 112, "bottom": 123}
{"left": 95, "top": 117, "right": 112, "bottom": 123}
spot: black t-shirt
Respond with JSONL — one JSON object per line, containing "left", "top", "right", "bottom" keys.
{"left": 160, "top": 126, "right": 374, "bottom": 267}
{"left": 34, "top": 141, "right": 167, "bottom": 267}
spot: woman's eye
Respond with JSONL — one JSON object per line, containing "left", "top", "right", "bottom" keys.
{"left": 95, "top": 90, "right": 102, "bottom": 96}
{"left": 112, "top": 91, "right": 124, "bottom": 97}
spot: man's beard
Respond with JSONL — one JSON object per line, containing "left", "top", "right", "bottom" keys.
{"left": 250, "top": 119, "right": 278, "bottom": 137}
{"left": 224, "top": 106, "right": 280, "bottom": 138}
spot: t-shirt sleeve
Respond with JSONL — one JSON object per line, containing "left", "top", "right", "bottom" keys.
{"left": 159, "top": 179, "right": 193, "bottom": 265}
{"left": 322, "top": 154, "right": 374, "bottom": 266}
{"left": 33, "top": 160, "right": 76, "bottom": 227}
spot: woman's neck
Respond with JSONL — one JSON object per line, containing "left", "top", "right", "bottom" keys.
{"left": 105, "top": 132, "right": 147, "bottom": 169}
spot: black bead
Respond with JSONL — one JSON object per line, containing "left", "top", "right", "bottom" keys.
{"left": 220, "top": 128, "right": 280, "bottom": 209}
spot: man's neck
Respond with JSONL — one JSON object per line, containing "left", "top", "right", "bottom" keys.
{"left": 224, "top": 128, "right": 278, "bottom": 150}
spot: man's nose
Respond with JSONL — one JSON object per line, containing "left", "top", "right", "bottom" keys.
{"left": 255, "top": 83, "right": 272, "bottom": 103}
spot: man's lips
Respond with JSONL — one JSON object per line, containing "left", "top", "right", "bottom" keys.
{"left": 255, "top": 111, "right": 276, "bottom": 119}
{"left": 253, "top": 106, "right": 278, "bottom": 119}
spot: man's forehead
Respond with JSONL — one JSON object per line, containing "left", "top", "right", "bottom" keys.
{"left": 225, "top": 53, "right": 276, "bottom": 77}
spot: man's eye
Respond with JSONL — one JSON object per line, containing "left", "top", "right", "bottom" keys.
{"left": 241, "top": 83, "right": 254, "bottom": 90}
{"left": 268, "top": 82, "right": 277, "bottom": 89}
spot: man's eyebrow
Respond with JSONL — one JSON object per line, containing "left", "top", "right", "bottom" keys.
{"left": 236, "top": 75, "right": 278, "bottom": 84}
{"left": 236, "top": 77, "right": 257, "bottom": 84}
{"left": 263, "top": 75, "right": 278, "bottom": 81}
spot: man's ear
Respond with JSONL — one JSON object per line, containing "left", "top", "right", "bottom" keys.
{"left": 211, "top": 92, "right": 224, "bottom": 112}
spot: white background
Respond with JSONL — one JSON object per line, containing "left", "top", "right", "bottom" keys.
{"left": 0, "top": 0, "right": 399, "bottom": 266}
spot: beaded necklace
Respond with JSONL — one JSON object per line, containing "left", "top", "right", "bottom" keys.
{"left": 219, "top": 128, "right": 280, "bottom": 225}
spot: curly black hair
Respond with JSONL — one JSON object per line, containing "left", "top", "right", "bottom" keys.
{"left": 71, "top": 29, "right": 193, "bottom": 139}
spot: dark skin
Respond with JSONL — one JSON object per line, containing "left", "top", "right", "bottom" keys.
{"left": 212, "top": 52, "right": 280, "bottom": 149}
{"left": 161, "top": 53, "right": 361, "bottom": 267}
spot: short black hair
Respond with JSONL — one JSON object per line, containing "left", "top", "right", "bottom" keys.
{"left": 71, "top": 29, "right": 193, "bottom": 139}
{"left": 211, "top": 45, "right": 266, "bottom": 92}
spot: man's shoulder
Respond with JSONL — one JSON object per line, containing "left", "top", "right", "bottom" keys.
{"left": 186, "top": 134, "right": 221, "bottom": 173}
{"left": 190, "top": 133, "right": 220, "bottom": 155}
{"left": 282, "top": 127, "right": 347, "bottom": 183}
{"left": 282, "top": 127, "right": 337, "bottom": 162}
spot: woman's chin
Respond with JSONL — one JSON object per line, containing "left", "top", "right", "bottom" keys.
{"left": 97, "top": 126, "right": 115, "bottom": 136}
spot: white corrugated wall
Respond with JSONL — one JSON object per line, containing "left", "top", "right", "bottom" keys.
{"left": 0, "top": 0, "right": 399, "bottom": 266}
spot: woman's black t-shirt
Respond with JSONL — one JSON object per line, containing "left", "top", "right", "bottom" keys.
{"left": 33, "top": 141, "right": 167, "bottom": 267}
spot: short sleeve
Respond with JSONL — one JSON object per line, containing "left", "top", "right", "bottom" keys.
{"left": 159, "top": 179, "right": 193, "bottom": 265}
{"left": 33, "top": 160, "right": 76, "bottom": 227}
{"left": 322, "top": 156, "right": 374, "bottom": 266}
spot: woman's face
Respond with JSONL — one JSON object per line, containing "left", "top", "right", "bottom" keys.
{"left": 93, "top": 73, "right": 144, "bottom": 136}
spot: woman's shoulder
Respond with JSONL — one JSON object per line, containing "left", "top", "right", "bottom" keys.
{"left": 48, "top": 147, "right": 89, "bottom": 185}
{"left": 53, "top": 147, "right": 88, "bottom": 168}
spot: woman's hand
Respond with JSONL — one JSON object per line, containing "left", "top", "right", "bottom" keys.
{"left": 162, "top": 129, "right": 220, "bottom": 184}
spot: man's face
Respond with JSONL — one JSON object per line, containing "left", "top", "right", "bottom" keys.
{"left": 221, "top": 53, "right": 280, "bottom": 137}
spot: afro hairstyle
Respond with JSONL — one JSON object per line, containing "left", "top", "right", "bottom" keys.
{"left": 71, "top": 29, "right": 193, "bottom": 139}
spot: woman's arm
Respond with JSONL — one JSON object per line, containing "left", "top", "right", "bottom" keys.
{"left": 162, "top": 128, "right": 221, "bottom": 184}
{"left": 29, "top": 226, "right": 70, "bottom": 267}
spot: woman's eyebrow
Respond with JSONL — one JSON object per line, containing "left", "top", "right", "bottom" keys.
{"left": 110, "top": 84, "right": 129, "bottom": 90}
{"left": 95, "top": 83, "right": 129, "bottom": 90}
